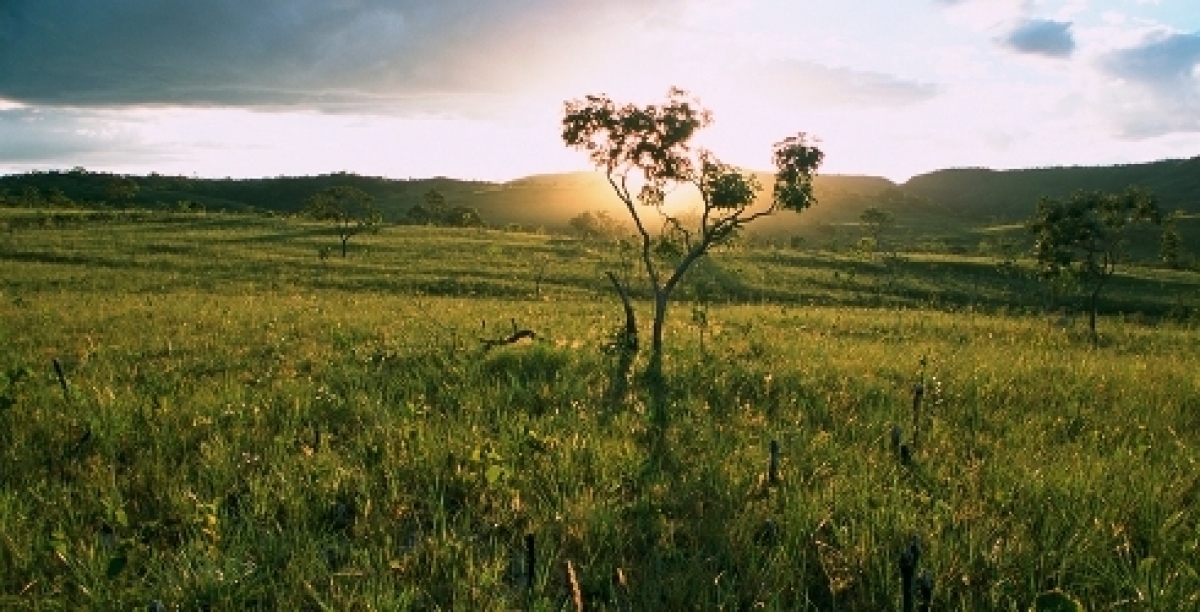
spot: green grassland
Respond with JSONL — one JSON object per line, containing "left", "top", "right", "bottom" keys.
{"left": 1, "top": 210, "right": 1199, "bottom": 609}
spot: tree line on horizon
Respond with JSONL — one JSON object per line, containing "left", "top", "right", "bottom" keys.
{"left": 3, "top": 154, "right": 1199, "bottom": 229}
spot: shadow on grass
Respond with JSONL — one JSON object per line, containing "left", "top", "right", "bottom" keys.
{"left": 596, "top": 366, "right": 842, "bottom": 609}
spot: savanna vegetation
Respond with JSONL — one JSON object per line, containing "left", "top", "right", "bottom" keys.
{"left": 0, "top": 196, "right": 1198, "bottom": 609}
{"left": 3, "top": 153, "right": 1198, "bottom": 251}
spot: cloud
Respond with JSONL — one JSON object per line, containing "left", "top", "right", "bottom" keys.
{"left": 1101, "top": 31, "right": 1200, "bottom": 85}
{"left": 0, "top": 0, "right": 688, "bottom": 112}
{"left": 932, "top": 0, "right": 1030, "bottom": 30}
{"left": 1098, "top": 31, "right": 1200, "bottom": 137}
{"left": 0, "top": 107, "right": 147, "bottom": 163}
{"left": 1002, "top": 19, "right": 1075, "bottom": 58}
{"left": 742, "top": 60, "right": 939, "bottom": 108}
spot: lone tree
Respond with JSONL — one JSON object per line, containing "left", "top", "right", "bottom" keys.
{"left": 1159, "top": 211, "right": 1186, "bottom": 269}
{"left": 1027, "top": 186, "right": 1162, "bottom": 340}
{"left": 858, "top": 206, "right": 894, "bottom": 257}
{"left": 562, "top": 87, "right": 823, "bottom": 372}
{"left": 304, "top": 185, "right": 381, "bottom": 257}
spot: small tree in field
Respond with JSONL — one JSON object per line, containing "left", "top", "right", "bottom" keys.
{"left": 1160, "top": 211, "right": 1186, "bottom": 269}
{"left": 1027, "top": 186, "right": 1162, "bottom": 340}
{"left": 304, "top": 186, "right": 381, "bottom": 257}
{"left": 562, "top": 88, "right": 823, "bottom": 372}
{"left": 859, "top": 206, "right": 894, "bottom": 257}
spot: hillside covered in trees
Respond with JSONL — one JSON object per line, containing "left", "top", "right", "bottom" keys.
{"left": 901, "top": 156, "right": 1200, "bottom": 221}
{"left": 2, "top": 155, "right": 1198, "bottom": 239}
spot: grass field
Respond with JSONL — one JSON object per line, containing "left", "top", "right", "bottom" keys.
{"left": 1, "top": 210, "right": 1198, "bottom": 609}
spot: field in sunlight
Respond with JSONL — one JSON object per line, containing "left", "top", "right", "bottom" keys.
{"left": 1, "top": 211, "right": 1198, "bottom": 609}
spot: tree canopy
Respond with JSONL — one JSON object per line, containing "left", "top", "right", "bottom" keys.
{"left": 1027, "top": 186, "right": 1162, "bottom": 338}
{"left": 304, "top": 185, "right": 381, "bottom": 256}
{"left": 562, "top": 87, "right": 823, "bottom": 371}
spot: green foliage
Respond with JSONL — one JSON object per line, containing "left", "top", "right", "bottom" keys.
{"left": 567, "top": 210, "right": 626, "bottom": 241}
{"left": 770, "top": 133, "right": 823, "bottom": 213}
{"left": 701, "top": 153, "right": 761, "bottom": 210}
{"left": 6, "top": 155, "right": 1200, "bottom": 251}
{"left": 405, "top": 189, "right": 484, "bottom": 228}
{"left": 859, "top": 206, "right": 894, "bottom": 246}
{"left": 561, "top": 87, "right": 709, "bottom": 194}
{"left": 562, "top": 88, "right": 824, "bottom": 363}
{"left": 304, "top": 185, "right": 381, "bottom": 256}
{"left": 903, "top": 155, "right": 1200, "bottom": 221}
{"left": 1160, "top": 213, "right": 1186, "bottom": 269}
{"left": 1028, "top": 186, "right": 1163, "bottom": 336}
{"left": 423, "top": 188, "right": 446, "bottom": 210}
{"left": 105, "top": 177, "right": 139, "bottom": 206}
{"left": 1033, "top": 590, "right": 1085, "bottom": 611}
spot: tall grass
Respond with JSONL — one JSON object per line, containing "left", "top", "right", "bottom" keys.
{"left": 0, "top": 213, "right": 1197, "bottom": 609}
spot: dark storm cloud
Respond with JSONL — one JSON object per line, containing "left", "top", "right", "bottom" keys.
{"left": 1001, "top": 19, "right": 1075, "bottom": 58}
{"left": 1100, "top": 31, "right": 1200, "bottom": 137}
{"left": 0, "top": 0, "right": 684, "bottom": 110}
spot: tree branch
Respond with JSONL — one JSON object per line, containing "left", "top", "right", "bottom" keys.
{"left": 606, "top": 167, "right": 661, "bottom": 293}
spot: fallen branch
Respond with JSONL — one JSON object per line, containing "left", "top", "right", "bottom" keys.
{"left": 480, "top": 319, "right": 537, "bottom": 351}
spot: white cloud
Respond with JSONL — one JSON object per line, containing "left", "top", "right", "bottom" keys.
{"left": 3, "top": 0, "right": 1200, "bottom": 182}
{"left": 0, "top": 106, "right": 168, "bottom": 176}
{"left": 937, "top": 0, "right": 1031, "bottom": 31}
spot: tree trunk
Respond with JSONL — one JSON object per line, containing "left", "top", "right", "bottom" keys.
{"left": 341, "top": 235, "right": 349, "bottom": 257}
{"left": 645, "top": 290, "right": 671, "bottom": 427}
{"left": 1088, "top": 288, "right": 1099, "bottom": 344}
{"left": 649, "top": 290, "right": 670, "bottom": 374}
{"left": 605, "top": 271, "right": 638, "bottom": 351}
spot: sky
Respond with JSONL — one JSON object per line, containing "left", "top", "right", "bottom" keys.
{"left": 1, "top": 0, "right": 1198, "bottom": 183}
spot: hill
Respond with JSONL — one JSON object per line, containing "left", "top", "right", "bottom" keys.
{"left": 0, "top": 168, "right": 899, "bottom": 232}
{"left": 900, "top": 156, "right": 1200, "bottom": 221}
{"left": 2, "top": 155, "right": 1198, "bottom": 245}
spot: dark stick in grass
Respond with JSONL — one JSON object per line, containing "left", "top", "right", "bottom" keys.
{"left": 918, "top": 569, "right": 933, "bottom": 612}
{"left": 53, "top": 358, "right": 69, "bottom": 400}
{"left": 911, "top": 383, "right": 925, "bottom": 452}
{"left": 899, "top": 536, "right": 920, "bottom": 612}
{"left": 768, "top": 439, "right": 780, "bottom": 485}
{"left": 525, "top": 533, "right": 536, "bottom": 591}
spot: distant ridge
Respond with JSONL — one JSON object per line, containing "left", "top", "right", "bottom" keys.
{"left": 2, "top": 155, "right": 1198, "bottom": 233}
{"left": 900, "top": 155, "right": 1200, "bottom": 221}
